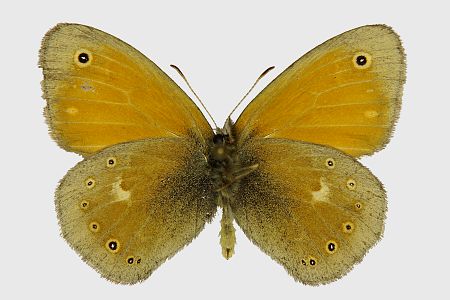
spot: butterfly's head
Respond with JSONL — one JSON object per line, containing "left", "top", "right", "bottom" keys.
{"left": 209, "top": 118, "right": 237, "bottom": 167}
{"left": 212, "top": 133, "right": 228, "bottom": 145}
{"left": 210, "top": 133, "right": 231, "bottom": 161}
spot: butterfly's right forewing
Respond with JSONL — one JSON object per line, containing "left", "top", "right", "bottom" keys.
{"left": 40, "top": 23, "right": 213, "bottom": 156}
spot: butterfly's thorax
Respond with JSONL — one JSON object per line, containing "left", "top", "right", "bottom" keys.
{"left": 208, "top": 122, "right": 240, "bottom": 198}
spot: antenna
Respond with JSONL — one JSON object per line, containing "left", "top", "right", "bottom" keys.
{"left": 228, "top": 66, "right": 275, "bottom": 119}
{"left": 170, "top": 64, "right": 218, "bottom": 129}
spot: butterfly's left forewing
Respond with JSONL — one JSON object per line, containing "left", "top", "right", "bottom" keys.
{"left": 56, "top": 138, "right": 216, "bottom": 283}
{"left": 231, "top": 138, "right": 386, "bottom": 285}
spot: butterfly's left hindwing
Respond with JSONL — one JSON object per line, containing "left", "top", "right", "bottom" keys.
{"left": 231, "top": 138, "right": 386, "bottom": 285}
{"left": 56, "top": 138, "right": 216, "bottom": 284}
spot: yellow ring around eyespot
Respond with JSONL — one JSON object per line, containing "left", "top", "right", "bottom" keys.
{"left": 346, "top": 179, "right": 356, "bottom": 190}
{"left": 80, "top": 200, "right": 89, "bottom": 210}
{"left": 352, "top": 51, "right": 372, "bottom": 70}
{"left": 74, "top": 49, "right": 93, "bottom": 68}
{"left": 126, "top": 256, "right": 135, "bottom": 265}
{"left": 106, "top": 157, "right": 117, "bottom": 168}
{"left": 89, "top": 221, "right": 100, "bottom": 233}
{"left": 85, "top": 177, "right": 96, "bottom": 189}
{"left": 325, "top": 240, "right": 338, "bottom": 254}
{"left": 325, "top": 158, "right": 335, "bottom": 169}
{"left": 105, "top": 239, "right": 120, "bottom": 253}
{"left": 342, "top": 221, "right": 355, "bottom": 233}
{"left": 307, "top": 255, "right": 317, "bottom": 266}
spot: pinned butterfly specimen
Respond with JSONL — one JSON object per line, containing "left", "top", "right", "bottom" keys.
{"left": 39, "top": 23, "right": 405, "bottom": 285}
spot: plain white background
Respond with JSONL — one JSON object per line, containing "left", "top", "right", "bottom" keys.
{"left": 1, "top": 0, "right": 448, "bottom": 299}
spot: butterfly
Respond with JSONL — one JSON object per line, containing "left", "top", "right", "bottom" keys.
{"left": 39, "top": 23, "right": 405, "bottom": 285}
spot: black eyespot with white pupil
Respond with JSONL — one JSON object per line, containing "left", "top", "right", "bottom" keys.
{"left": 325, "top": 158, "right": 335, "bottom": 169}
{"left": 356, "top": 55, "right": 367, "bottom": 66}
{"left": 309, "top": 259, "right": 316, "bottom": 266}
{"left": 78, "top": 52, "right": 89, "bottom": 63}
{"left": 127, "top": 257, "right": 134, "bottom": 264}
{"left": 109, "top": 241, "right": 118, "bottom": 250}
{"left": 328, "top": 242, "right": 336, "bottom": 252}
{"left": 106, "top": 157, "right": 117, "bottom": 168}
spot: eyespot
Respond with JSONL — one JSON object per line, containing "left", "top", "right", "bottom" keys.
{"left": 356, "top": 55, "right": 367, "bottom": 65}
{"left": 136, "top": 257, "right": 142, "bottom": 264}
{"left": 89, "top": 221, "right": 100, "bottom": 233}
{"left": 326, "top": 240, "right": 338, "bottom": 254}
{"left": 309, "top": 257, "right": 317, "bottom": 266}
{"left": 74, "top": 49, "right": 93, "bottom": 67}
{"left": 301, "top": 259, "right": 307, "bottom": 266}
{"left": 106, "top": 157, "right": 117, "bottom": 168}
{"left": 78, "top": 53, "right": 89, "bottom": 63}
{"left": 355, "top": 202, "right": 362, "bottom": 210}
{"left": 325, "top": 158, "right": 335, "bottom": 169}
{"left": 80, "top": 200, "right": 89, "bottom": 210}
{"left": 346, "top": 179, "right": 356, "bottom": 190}
{"left": 105, "top": 239, "right": 120, "bottom": 253}
{"left": 342, "top": 221, "right": 354, "bottom": 233}
{"left": 353, "top": 52, "right": 372, "bottom": 69}
{"left": 126, "top": 256, "right": 135, "bottom": 265}
{"left": 85, "top": 178, "right": 95, "bottom": 189}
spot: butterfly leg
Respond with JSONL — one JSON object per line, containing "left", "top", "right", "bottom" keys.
{"left": 231, "top": 164, "right": 259, "bottom": 181}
